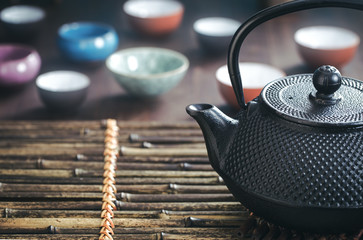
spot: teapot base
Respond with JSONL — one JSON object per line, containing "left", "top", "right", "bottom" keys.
{"left": 221, "top": 174, "right": 363, "bottom": 234}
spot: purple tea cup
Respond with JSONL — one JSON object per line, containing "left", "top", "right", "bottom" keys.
{"left": 0, "top": 44, "right": 41, "bottom": 87}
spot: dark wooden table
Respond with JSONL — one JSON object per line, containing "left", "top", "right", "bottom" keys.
{"left": 0, "top": 0, "right": 362, "bottom": 121}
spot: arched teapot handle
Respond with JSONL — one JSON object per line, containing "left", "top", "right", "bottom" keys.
{"left": 228, "top": 0, "right": 363, "bottom": 109}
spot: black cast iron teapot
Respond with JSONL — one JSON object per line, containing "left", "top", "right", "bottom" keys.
{"left": 186, "top": 0, "right": 363, "bottom": 234}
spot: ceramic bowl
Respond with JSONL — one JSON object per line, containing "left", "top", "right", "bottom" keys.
{"left": 123, "top": 0, "right": 184, "bottom": 36}
{"left": 294, "top": 26, "right": 360, "bottom": 68}
{"left": 0, "top": 44, "right": 41, "bottom": 87}
{"left": 57, "top": 22, "right": 119, "bottom": 63}
{"left": 216, "top": 62, "right": 286, "bottom": 109}
{"left": 106, "top": 47, "right": 189, "bottom": 97}
{"left": 36, "top": 70, "right": 90, "bottom": 110}
{"left": 0, "top": 5, "right": 46, "bottom": 36}
{"left": 193, "top": 17, "right": 241, "bottom": 54}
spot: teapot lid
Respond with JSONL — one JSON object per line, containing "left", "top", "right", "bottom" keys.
{"left": 261, "top": 65, "right": 363, "bottom": 127}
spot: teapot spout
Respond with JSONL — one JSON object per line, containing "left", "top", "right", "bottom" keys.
{"left": 186, "top": 104, "right": 238, "bottom": 171}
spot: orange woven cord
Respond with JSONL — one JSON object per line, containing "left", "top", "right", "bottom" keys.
{"left": 103, "top": 175, "right": 115, "bottom": 185}
{"left": 104, "top": 162, "right": 116, "bottom": 171}
{"left": 104, "top": 155, "right": 117, "bottom": 164}
{"left": 102, "top": 200, "right": 116, "bottom": 211}
{"left": 103, "top": 148, "right": 119, "bottom": 158}
{"left": 103, "top": 168, "right": 115, "bottom": 178}
{"left": 105, "top": 129, "right": 118, "bottom": 138}
{"left": 99, "top": 119, "right": 119, "bottom": 240}
{"left": 102, "top": 186, "right": 117, "bottom": 198}
{"left": 101, "top": 207, "right": 114, "bottom": 218}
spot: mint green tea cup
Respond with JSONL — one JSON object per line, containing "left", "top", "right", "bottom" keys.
{"left": 106, "top": 47, "right": 189, "bottom": 97}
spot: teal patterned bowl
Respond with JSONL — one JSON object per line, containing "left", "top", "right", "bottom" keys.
{"left": 106, "top": 47, "right": 189, "bottom": 97}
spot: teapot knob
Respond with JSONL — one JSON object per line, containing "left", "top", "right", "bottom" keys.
{"left": 310, "top": 65, "right": 342, "bottom": 105}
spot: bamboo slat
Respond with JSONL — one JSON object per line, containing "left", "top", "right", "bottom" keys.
{"left": 0, "top": 192, "right": 234, "bottom": 202}
{"left": 0, "top": 176, "right": 222, "bottom": 185}
{"left": 0, "top": 217, "right": 247, "bottom": 229}
{"left": 0, "top": 227, "right": 245, "bottom": 240}
{"left": 75, "top": 169, "right": 219, "bottom": 178}
{"left": 0, "top": 169, "right": 74, "bottom": 178}
{"left": 0, "top": 234, "right": 100, "bottom": 240}
{"left": 0, "top": 201, "right": 102, "bottom": 210}
{"left": 0, "top": 169, "right": 218, "bottom": 178}
{"left": 120, "top": 146, "right": 208, "bottom": 157}
{"left": 39, "top": 160, "right": 213, "bottom": 171}
{"left": 0, "top": 155, "right": 210, "bottom": 163}
{"left": 0, "top": 183, "right": 229, "bottom": 194}
{"left": 1, "top": 208, "right": 246, "bottom": 219}
{"left": 129, "top": 134, "right": 204, "bottom": 143}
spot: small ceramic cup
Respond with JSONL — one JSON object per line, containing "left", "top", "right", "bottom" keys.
{"left": 216, "top": 62, "right": 286, "bottom": 109}
{"left": 294, "top": 26, "right": 360, "bottom": 68}
{"left": 36, "top": 70, "right": 90, "bottom": 110}
{"left": 57, "top": 21, "right": 119, "bottom": 63}
{"left": 0, "top": 5, "right": 46, "bottom": 37}
{"left": 123, "top": 0, "right": 184, "bottom": 36}
{"left": 193, "top": 17, "right": 241, "bottom": 54}
{"left": 106, "top": 47, "right": 189, "bottom": 97}
{"left": 0, "top": 44, "right": 41, "bottom": 87}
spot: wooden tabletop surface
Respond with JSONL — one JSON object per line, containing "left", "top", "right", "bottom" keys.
{"left": 0, "top": 0, "right": 362, "bottom": 121}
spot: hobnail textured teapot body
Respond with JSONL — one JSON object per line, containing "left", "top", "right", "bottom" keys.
{"left": 225, "top": 102, "right": 362, "bottom": 232}
{"left": 187, "top": 99, "right": 363, "bottom": 233}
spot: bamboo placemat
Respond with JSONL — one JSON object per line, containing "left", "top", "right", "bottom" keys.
{"left": 0, "top": 120, "right": 361, "bottom": 240}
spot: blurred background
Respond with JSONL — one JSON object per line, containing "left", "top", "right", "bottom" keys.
{"left": 0, "top": 0, "right": 361, "bottom": 121}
